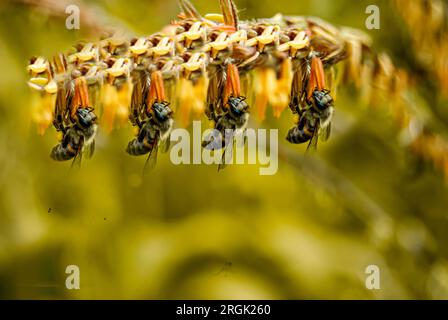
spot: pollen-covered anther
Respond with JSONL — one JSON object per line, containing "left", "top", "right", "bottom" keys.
{"left": 229, "top": 30, "right": 247, "bottom": 43}
{"left": 130, "top": 38, "right": 150, "bottom": 55}
{"left": 74, "top": 43, "right": 97, "bottom": 62}
{"left": 184, "top": 22, "right": 205, "bottom": 41}
{"left": 27, "top": 57, "right": 48, "bottom": 74}
{"left": 28, "top": 77, "right": 49, "bottom": 90}
{"left": 278, "top": 31, "right": 309, "bottom": 57}
{"left": 258, "top": 26, "right": 279, "bottom": 43}
{"left": 210, "top": 32, "right": 231, "bottom": 51}
{"left": 106, "top": 58, "right": 130, "bottom": 78}
{"left": 44, "top": 80, "right": 58, "bottom": 94}
{"left": 204, "top": 13, "right": 225, "bottom": 23}
{"left": 245, "top": 26, "right": 279, "bottom": 51}
{"left": 182, "top": 53, "right": 206, "bottom": 72}
{"left": 150, "top": 37, "right": 174, "bottom": 57}
{"left": 205, "top": 32, "right": 231, "bottom": 58}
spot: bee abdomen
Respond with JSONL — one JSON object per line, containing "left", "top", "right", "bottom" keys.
{"left": 126, "top": 136, "right": 156, "bottom": 156}
{"left": 126, "top": 140, "right": 149, "bottom": 156}
{"left": 286, "top": 126, "right": 312, "bottom": 144}
{"left": 50, "top": 143, "right": 77, "bottom": 161}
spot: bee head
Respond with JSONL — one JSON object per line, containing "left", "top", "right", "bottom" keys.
{"left": 153, "top": 102, "right": 173, "bottom": 122}
{"left": 228, "top": 96, "right": 249, "bottom": 116}
{"left": 76, "top": 107, "right": 97, "bottom": 128}
{"left": 312, "top": 90, "right": 333, "bottom": 110}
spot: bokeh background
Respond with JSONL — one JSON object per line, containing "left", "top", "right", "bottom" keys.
{"left": 0, "top": 0, "right": 448, "bottom": 299}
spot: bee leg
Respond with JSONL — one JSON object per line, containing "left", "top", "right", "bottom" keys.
{"left": 218, "top": 135, "right": 234, "bottom": 172}
{"left": 70, "top": 136, "right": 84, "bottom": 169}
{"left": 202, "top": 126, "right": 222, "bottom": 150}
{"left": 70, "top": 151, "right": 83, "bottom": 169}
{"left": 142, "top": 139, "right": 159, "bottom": 176}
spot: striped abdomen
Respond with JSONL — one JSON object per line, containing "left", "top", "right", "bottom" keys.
{"left": 286, "top": 115, "right": 316, "bottom": 144}
{"left": 126, "top": 122, "right": 158, "bottom": 156}
{"left": 50, "top": 128, "right": 82, "bottom": 161}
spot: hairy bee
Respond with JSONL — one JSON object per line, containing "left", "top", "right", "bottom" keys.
{"left": 126, "top": 71, "right": 174, "bottom": 170}
{"left": 216, "top": 96, "right": 249, "bottom": 143}
{"left": 287, "top": 56, "right": 334, "bottom": 150}
{"left": 126, "top": 101, "right": 174, "bottom": 157}
{"left": 50, "top": 76, "right": 98, "bottom": 164}
{"left": 287, "top": 109, "right": 316, "bottom": 145}
{"left": 287, "top": 89, "right": 334, "bottom": 150}
{"left": 203, "top": 64, "right": 249, "bottom": 152}
{"left": 51, "top": 107, "right": 98, "bottom": 161}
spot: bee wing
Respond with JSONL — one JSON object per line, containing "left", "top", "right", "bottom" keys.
{"left": 160, "top": 136, "right": 171, "bottom": 154}
{"left": 218, "top": 133, "right": 234, "bottom": 171}
{"left": 84, "top": 139, "right": 96, "bottom": 159}
{"left": 290, "top": 61, "right": 306, "bottom": 113}
{"left": 206, "top": 69, "right": 225, "bottom": 119}
{"left": 70, "top": 136, "right": 85, "bottom": 169}
{"left": 218, "top": 143, "right": 230, "bottom": 171}
{"left": 130, "top": 73, "right": 149, "bottom": 125}
{"left": 319, "top": 122, "right": 331, "bottom": 142}
{"left": 218, "top": 152, "right": 228, "bottom": 171}
{"left": 54, "top": 86, "right": 67, "bottom": 130}
{"left": 63, "top": 80, "right": 75, "bottom": 126}
{"left": 71, "top": 153, "right": 83, "bottom": 169}
{"left": 306, "top": 120, "right": 320, "bottom": 152}
{"left": 143, "top": 141, "right": 159, "bottom": 174}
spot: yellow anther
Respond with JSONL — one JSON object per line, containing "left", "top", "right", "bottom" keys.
{"left": 230, "top": 30, "right": 247, "bottom": 43}
{"left": 85, "top": 66, "right": 102, "bottom": 85}
{"left": 210, "top": 32, "right": 230, "bottom": 51}
{"left": 182, "top": 53, "right": 205, "bottom": 72}
{"left": 245, "top": 38, "right": 258, "bottom": 47}
{"left": 107, "top": 58, "right": 128, "bottom": 77}
{"left": 76, "top": 43, "right": 96, "bottom": 62}
{"left": 27, "top": 57, "right": 48, "bottom": 74}
{"left": 256, "top": 26, "right": 277, "bottom": 45}
{"left": 204, "top": 13, "right": 225, "bottom": 23}
{"left": 277, "top": 43, "right": 290, "bottom": 52}
{"left": 44, "top": 79, "right": 58, "bottom": 94}
{"left": 109, "top": 38, "right": 125, "bottom": 47}
{"left": 289, "top": 31, "right": 309, "bottom": 49}
{"left": 29, "top": 77, "right": 49, "bottom": 87}
{"left": 151, "top": 37, "right": 173, "bottom": 56}
{"left": 130, "top": 38, "right": 149, "bottom": 55}
{"left": 184, "top": 22, "right": 204, "bottom": 41}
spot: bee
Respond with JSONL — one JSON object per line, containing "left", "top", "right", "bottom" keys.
{"left": 287, "top": 56, "right": 333, "bottom": 150}
{"left": 51, "top": 77, "right": 98, "bottom": 164}
{"left": 126, "top": 71, "right": 173, "bottom": 170}
{"left": 203, "top": 63, "right": 249, "bottom": 170}
{"left": 214, "top": 95, "right": 250, "bottom": 139}
{"left": 51, "top": 108, "right": 97, "bottom": 161}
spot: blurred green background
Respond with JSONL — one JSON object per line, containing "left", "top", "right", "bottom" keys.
{"left": 0, "top": 0, "right": 448, "bottom": 299}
